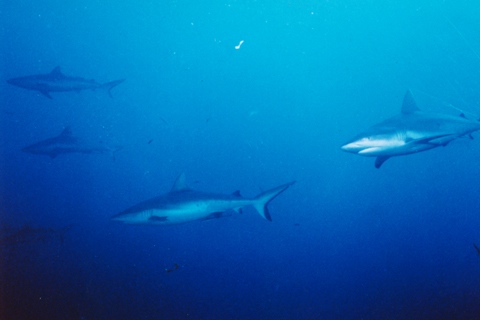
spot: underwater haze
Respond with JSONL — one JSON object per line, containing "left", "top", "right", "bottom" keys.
{"left": 2, "top": 0, "right": 480, "bottom": 319}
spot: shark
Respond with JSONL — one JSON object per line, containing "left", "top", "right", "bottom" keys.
{"left": 0, "top": 224, "right": 73, "bottom": 246}
{"left": 22, "top": 127, "right": 121, "bottom": 159}
{"left": 112, "top": 173, "right": 295, "bottom": 225}
{"left": 341, "top": 90, "right": 480, "bottom": 168}
{"left": 6, "top": 66, "right": 125, "bottom": 99}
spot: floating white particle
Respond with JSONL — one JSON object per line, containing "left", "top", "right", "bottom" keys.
{"left": 235, "top": 40, "right": 244, "bottom": 50}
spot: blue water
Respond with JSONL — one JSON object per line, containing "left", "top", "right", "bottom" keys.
{"left": 2, "top": 0, "right": 480, "bottom": 319}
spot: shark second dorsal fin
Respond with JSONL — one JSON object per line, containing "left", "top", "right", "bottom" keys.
{"left": 171, "top": 173, "right": 189, "bottom": 192}
{"left": 60, "top": 126, "right": 72, "bottom": 137}
{"left": 401, "top": 90, "right": 420, "bottom": 115}
{"left": 50, "top": 66, "right": 63, "bottom": 78}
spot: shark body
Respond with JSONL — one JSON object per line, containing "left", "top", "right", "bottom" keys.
{"left": 112, "top": 173, "right": 295, "bottom": 225}
{"left": 7, "top": 66, "right": 124, "bottom": 99}
{"left": 341, "top": 90, "right": 480, "bottom": 168}
{"left": 22, "top": 127, "right": 119, "bottom": 158}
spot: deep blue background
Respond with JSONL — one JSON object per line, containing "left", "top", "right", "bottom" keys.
{"left": 2, "top": 0, "right": 480, "bottom": 319}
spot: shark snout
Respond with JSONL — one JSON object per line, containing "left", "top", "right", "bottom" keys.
{"left": 341, "top": 141, "right": 364, "bottom": 153}
{"left": 6, "top": 78, "right": 24, "bottom": 88}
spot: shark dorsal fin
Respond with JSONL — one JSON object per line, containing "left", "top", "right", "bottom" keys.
{"left": 60, "top": 126, "right": 72, "bottom": 137}
{"left": 401, "top": 90, "right": 420, "bottom": 115}
{"left": 171, "top": 173, "right": 189, "bottom": 192}
{"left": 50, "top": 66, "right": 63, "bottom": 78}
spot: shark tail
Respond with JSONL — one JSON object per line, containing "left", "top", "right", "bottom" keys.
{"left": 252, "top": 181, "right": 295, "bottom": 221}
{"left": 102, "top": 79, "right": 125, "bottom": 98}
{"left": 109, "top": 145, "right": 123, "bottom": 161}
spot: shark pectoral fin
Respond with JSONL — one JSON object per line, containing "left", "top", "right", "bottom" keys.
{"left": 203, "top": 212, "right": 228, "bottom": 220}
{"left": 149, "top": 216, "right": 168, "bottom": 222}
{"left": 39, "top": 90, "right": 53, "bottom": 99}
{"left": 375, "top": 156, "right": 390, "bottom": 169}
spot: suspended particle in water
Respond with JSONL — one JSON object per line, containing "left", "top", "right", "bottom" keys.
{"left": 235, "top": 40, "right": 244, "bottom": 50}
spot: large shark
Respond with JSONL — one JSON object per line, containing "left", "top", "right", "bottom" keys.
{"left": 22, "top": 127, "right": 121, "bottom": 159}
{"left": 112, "top": 173, "right": 295, "bottom": 225}
{"left": 341, "top": 90, "right": 480, "bottom": 168}
{"left": 6, "top": 66, "right": 125, "bottom": 99}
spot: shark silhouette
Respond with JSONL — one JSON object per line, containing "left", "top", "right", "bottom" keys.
{"left": 7, "top": 66, "right": 124, "bottom": 99}
{"left": 0, "top": 224, "right": 73, "bottom": 246}
{"left": 112, "top": 173, "right": 295, "bottom": 225}
{"left": 341, "top": 90, "right": 480, "bottom": 168}
{"left": 22, "top": 127, "right": 121, "bottom": 159}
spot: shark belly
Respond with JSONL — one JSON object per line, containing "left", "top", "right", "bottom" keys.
{"left": 150, "top": 206, "right": 212, "bottom": 225}
{"left": 153, "top": 200, "right": 249, "bottom": 225}
{"left": 113, "top": 199, "right": 253, "bottom": 225}
{"left": 357, "top": 139, "right": 438, "bottom": 156}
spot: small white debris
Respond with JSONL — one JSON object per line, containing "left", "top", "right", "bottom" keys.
{"left": 235, "top": 40, "right": 244, "bottom": 50}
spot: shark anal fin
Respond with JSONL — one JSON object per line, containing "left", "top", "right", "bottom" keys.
{"left": 375, "top": 156, "right": 390, "bottom": 169}
{"left": 40, "top": 90, "right": 53, "bottom": 99}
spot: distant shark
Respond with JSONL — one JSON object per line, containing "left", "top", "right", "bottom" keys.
{"left": 0, "top": 224, "right": 73, "bottom": 246}
{"left": 341, "top": 90, "right": 480, "bottom": 168}
{"left": 22, "top": 127, "right": 121, "bottom": 159}
{"left": 7, "top": 66, "right": 125, "bottom": 99}
{"left": 112, "top": 173, "right": 295, "bottom": 225}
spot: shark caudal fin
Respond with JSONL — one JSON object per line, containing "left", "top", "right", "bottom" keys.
{"left": 252, "top": 181, "right": 295, "bottom": 221}
{"left": 102, "top": 79, "right": 125, "bottom": 98}
{"left": 108, "top": 145, "right": 123, "bottom": 161}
